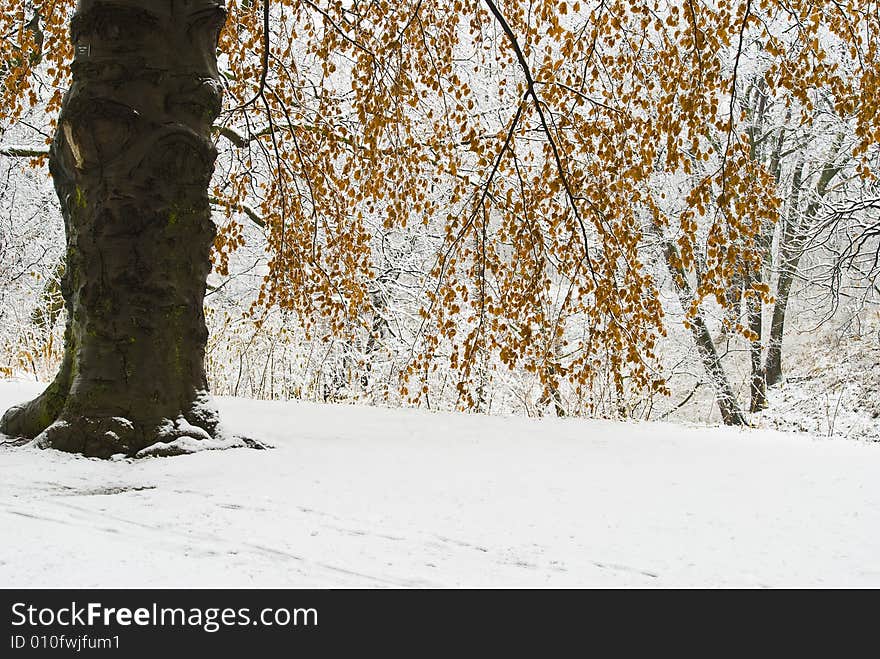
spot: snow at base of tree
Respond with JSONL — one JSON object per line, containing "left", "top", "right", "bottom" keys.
{"left": 1, "top": 379, "right": 878, "bottom": 588}
{"left": 755, "top": 315, "right": 880, "bottom": 441}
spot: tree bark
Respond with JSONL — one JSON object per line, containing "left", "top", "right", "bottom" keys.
{"left": 1, "top": 0, "right": 229, "bottom": 457}
{"left": 764, "top": 162, "right": 804, "bottom": 387}
{"left": 746, "top": 224, "right": 774, "bottom": 412}
{"left": 742, "top": 79, "right": 776, "bottom": 413}
{"left": 652, "top": 225, "right": 748, "bottom": 426}
{"left": 764, "top": 137, "right": 844, "bottom": 387}
{"left": 746, "top": 278, "right": 767, "bottom": 412}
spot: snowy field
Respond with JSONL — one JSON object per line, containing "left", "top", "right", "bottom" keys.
{"left": 1, "top": 380, "right": 878, "bottom": 588}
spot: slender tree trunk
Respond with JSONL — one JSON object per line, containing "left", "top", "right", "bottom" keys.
{"left": 538, "top": 302, "right": 569, "bottom": 418}
{"left": 653, "top": 226, "right": 747, "bottom": 426}
{"left": 742, "top": 78, "right": 775, "bottom": 413}
{"left": 764, "top": 264, "right": 794, "bottom": 387}
{"left": 746, "top": 277, "right": 767, "bottom": 412}
{"left": 765, "top": 137, "right": 844, "bottom": 387}
{"left": 677, "top": 299, "right": 747, "bottom": 426}
{"left": 1, "top": 0, "right": 229, "bottom": 457}
{"left": 720, "top": 271, "right": 742, "bottom": 345}
{"left": 745, "top": 228, "right": 773, "bottom": 412}
{"left": 537, "top": 361, "right": 567, "bottom": 417}
{"left": 764, "top": 162, "right": 804, "bottom": 387}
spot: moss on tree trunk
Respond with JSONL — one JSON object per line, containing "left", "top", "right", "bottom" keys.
{"left": 1, "top": 0, "right": 229, "bottom": 457}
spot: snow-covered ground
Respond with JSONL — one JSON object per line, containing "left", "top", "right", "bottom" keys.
{"left": 1, "top": 380, "right": 878, "bottom": 588}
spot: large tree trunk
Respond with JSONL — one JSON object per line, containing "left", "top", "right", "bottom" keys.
{"left": 1, "top": 0, "right": 229, "bottom": 457}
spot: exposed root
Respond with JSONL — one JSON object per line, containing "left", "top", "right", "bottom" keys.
{"left": 0, "top": 376, "right": 69, "bottom": 439}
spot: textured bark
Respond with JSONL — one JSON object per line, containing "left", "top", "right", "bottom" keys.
{"left": 1, "top": 0, "right": 229, "bottom": 457}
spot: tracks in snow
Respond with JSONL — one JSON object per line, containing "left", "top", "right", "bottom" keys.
{"left": 0, "top": 477, "right": 661, "bottom": 587}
